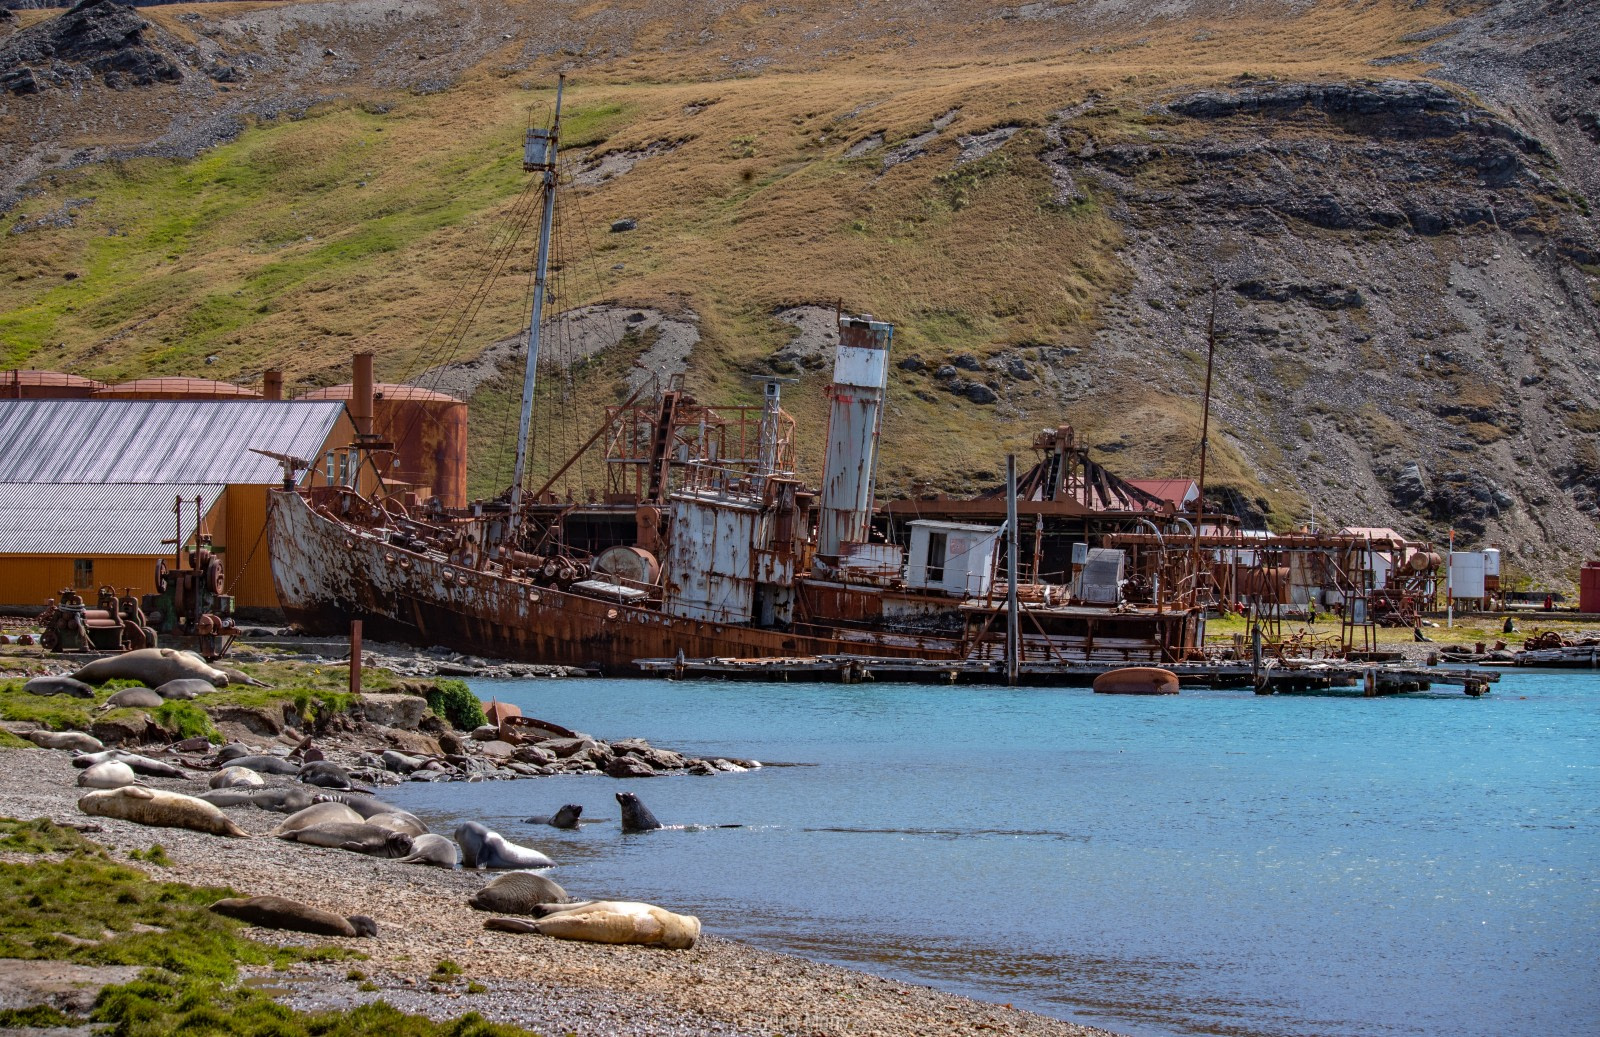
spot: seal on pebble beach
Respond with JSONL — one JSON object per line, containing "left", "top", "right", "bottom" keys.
{"left": 277, "top": 822, "right": 413, "bottom": 858}
{"left": 223, "top": 755, "right": 301, "bottom": 776}
{"left": 479, "top": 830, "right": 555, "bottom": 870}
{"left": 23, "top": 675, "right": 95, "bottom": 698}
{"left": 616, "top": 791, "right": 663, "bottom": 833}
{"left": 468, "top": 870, "right": 570, "bottom": 913}
{"left": 297, "top": 761, "right": 353, "bottom": 789}
{"left": 210, "top": 896, "right": 377, "bottom": 938}
{"left": 76, "top": 760, "right": 145, "bottom": 789}
{"left": 71, "top": 648, "right": 226, "bottom": 688}
{"left": 273, "top": 802, "right": 363, "bottom": 835}
{"left": 209, "top": 766, "right": 264, "bottom": 790}
{"left": 24, "top": 729, "right": 104, "bottom": 752}
{"left": 365, "top": 811, "right": 428, "bottom": 838}
{"left": 395, "top": 833, "right": 460, "bottom": 868}
{"left": 71, "top": 749, "right": 188, "bottom": 779}
{"left": 78, "top": 786, "right": 248, "bottom": 838}
{"left": 454, "top": 821, "right": 491, "bottom": 868}
{"left": 199, "top": 787, "right": 315, "bottom": 813}
{"left": 486, "top": 900, "right": 700, "bottom": 949}
{"left": 525, "top": 804, "right": 583, "bottom": 829}
{"left": 105, "top": 687, "right": 163, "bottom": 708}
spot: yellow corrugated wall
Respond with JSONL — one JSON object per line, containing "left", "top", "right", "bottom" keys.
{"left": 223, "top": 484, "right": 277, "bottom": 609}
{"left": 0, "top": 557, "right": 164, "bottom": 608}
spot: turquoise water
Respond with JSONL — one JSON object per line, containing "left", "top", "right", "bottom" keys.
{"left": 386, "top": 671, "right": 1599, "bottom": 1037}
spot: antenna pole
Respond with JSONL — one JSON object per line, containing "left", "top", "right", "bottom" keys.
{"left": 1191, "top": 283, "right": 1218, "bottom": 607}
{"left": 509, "top": 75, "right": 565, "bottom": 532}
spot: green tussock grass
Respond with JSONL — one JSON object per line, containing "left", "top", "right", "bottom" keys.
{"left": 153, "top": 700, "right": 220, "bottom": 743}
{"left": 0, "top": 816, "right": 106, "bottom": 856}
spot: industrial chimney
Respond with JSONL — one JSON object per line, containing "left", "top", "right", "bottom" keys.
{"left": 816, "top": 316, "right": 892, "bottom": 561}
{"left": 351, "top": 352, "right": 374, "bottom": 436}
{"left": 262, "top": 369, "right": 283, "bottom": 401}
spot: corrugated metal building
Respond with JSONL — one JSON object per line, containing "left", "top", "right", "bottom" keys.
{"left": 0, "top": 399, "right": 365, "bottom": 611}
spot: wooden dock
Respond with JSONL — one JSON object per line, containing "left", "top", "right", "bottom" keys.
{"left": 635, "top": 654, "right": 1498, "bottom": 695}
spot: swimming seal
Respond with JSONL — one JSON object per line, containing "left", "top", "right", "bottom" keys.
{"left": 23, "top": 676, "right": 94, "bottom": 698}
{"left": 525, "top": 804, "right": 583, "bottom": 829}
{"left": 24, "top": 729, "right": 103, "bottom": 752}
{"left": 77, "top": 760, "right": 145, "bottom": 789}
{"left": 274, "top": 802, "right": 363, "bottom": 835}
{"left": 479, "top": 831, "right": 556, "bottom": 870}
{"left": 277, "top": 823, "right": 413, "bottom": 858}
{"left": 71, "top": 750, "right": 188, "bottom": 779}
{"left": 395, "top": 833, "right": 460, "bottom": 868}
{"left": 209, "top": 766, "right": 264, "bottom": 790}
{"left": 105, "top": 688, "right": 163, "bottom": 709}
{"left": 468, "top": 871, "right": 570, "bottom": 914}
{"left": 492, "top": 900, "right": 700, "bottom": 949}
{"left": 210, "top": 896, "right": 376, "bottom": 938}
{"left": 78, "top": 786, "right": 248, "bottom": 838}
{"left": 71, "top": 648, "right": 227, "bottom": 688}
{"left": 616, "top": 791, "right": 663, "bottom": 833}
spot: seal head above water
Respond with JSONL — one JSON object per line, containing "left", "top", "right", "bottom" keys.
{"left": 616, "top": 791, "right": 663, "bottom": 833}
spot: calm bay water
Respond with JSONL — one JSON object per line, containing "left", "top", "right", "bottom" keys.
{"left": 385, "top": 671, "right": 1598, "bottom": 1037}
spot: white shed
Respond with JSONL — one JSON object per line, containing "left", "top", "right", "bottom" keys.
{"left": 904, "top": 520, "right": 1000, "bottom": 598}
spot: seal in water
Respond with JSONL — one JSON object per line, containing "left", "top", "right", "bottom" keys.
{"left": 468, "top": 871, "right": 570, "bottom": 914}
{"left": 524, "top": 804, "right": 583, "bottom": 829}
{"left": 78, "top": 786, "right": 248, "bottom": 837}
{"left": 77, "top": 760, "right": 145, "bottom": 789}
{"left": 454, "top": 821, "right": 490, "bottom": 868}
{"left": 479, "top": 831, "right": 555, "bottom": 870}
{"left": 487, "top": 900, "right": 700, "bottom": 949}
{"left": 616, "top": 791, "right": 663, "bottom": 833}
{"left": 23, "top": 676, "right": 94, "bottom": 698}
{"left": 273, "top": 802, "right": 363, "bottom": 835}
{"left": 395, "top": 833, "right": 459, "bottom": 868}
{"left": 210, "top": 896, "right": 376, "bottom": 938}
{"left": 24, "top": 729, "right": 103, "bottom": 752}
{"left": 209, "top": 766, "right": 264, "bottom": 790}
{"left": 277, "top": 823, "right": 413, "bottom": 858}
{"left": 105, "top": 687, "right": 163, "bottom": 709}
{"left": 71, "top": 750, "right": 188, "bottom": 779}
{"left": 71, "top": 648, "right": 227, "bottom": 688}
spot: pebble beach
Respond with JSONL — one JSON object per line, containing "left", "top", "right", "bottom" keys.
{"left": 0, "top": 747, "right": 1122, "bottom": 1037}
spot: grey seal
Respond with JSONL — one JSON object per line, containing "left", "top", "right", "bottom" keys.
{"left": 224, "top": 755, "right": 301, "bottom": 776}
{"left": 297, "top": 761, "right": 353, "bottom": 789}
{"left": 395, "top": 833, "right": 460, "bottom": 868}
{"left": 154, "top": 678, "right": 215, "bottom": 700}
{"left": 209, "top": 766, "right": 264, "bottom": 790}
{"left": 78, "top": 786, "right": 247, "bottom": 837}
{"left": 77, "top": 760, "right": 145, "bottom": 789}
{"left": 23, "top": 676, "right": 94, "bottom": 698}
{"left": 24, "top": 729, "right": 103, "bottom": 752}
{"left": 479, "top": 831, "right": 555, "bottom": 870}
{"left": 274, "top": 802, "right": 363, "bottom": 835}
{"left": 71, "top": 648, "right": 226, "bottom": 688}
{"left": 198, "top": 787, "right": 315, "bottom": 813}
{"left": 71, "top": 749, "right": 188, "bottom": 779}
{"left": 215, "top": 743, "right": 252, "bottom": 763}
{"left": 381, "top": 750, "right": 426, "bottom": 774}
{"left": 210, "top": 896, "right": 376, "bottom": 938}
{"left": 455, "top": 821, "right": 491, "bottom": 868}
{"left": 277, "top": 823, "right": 413, "bottom": 858}
{"left": 105, "top": 688, "right": 163, "bottom": 708}
{"left": 312, "top": 793, "right": 410, "bottom": 820}
{"left": 468, "top": 871, "right": 570, "bottom": 914}
{"left": 525, "top": 804, "right": 583, "bottom": 829}
{"left": 616, "top": 791, "right": 663, "bottom": 833}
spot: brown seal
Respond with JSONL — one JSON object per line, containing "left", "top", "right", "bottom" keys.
{"left": 210, "top": 896, "right": 376, "bottom": 938}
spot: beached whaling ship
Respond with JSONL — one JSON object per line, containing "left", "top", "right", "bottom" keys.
{"left": 263, "top": 80, "right": 1286, "bottom": 679}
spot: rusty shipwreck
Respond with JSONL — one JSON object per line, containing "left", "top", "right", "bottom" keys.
{"left": 265, "top": 79, "right": 1214, "bottom": 678}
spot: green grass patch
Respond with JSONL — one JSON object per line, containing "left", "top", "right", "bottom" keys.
{"left": 153, "top": 700, "right": 219, "bottom": 743}
{"left": 127, "top": 844, "right": 173, "bottom": 868}
{"left": 0, "top": 816, "right": 106, "bottom": 856}
{"left": 426, "top": 680, "right": 486, "bottom": 732}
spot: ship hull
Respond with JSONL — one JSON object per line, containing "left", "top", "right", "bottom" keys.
{"left": 266, "top": 490, "right": 966, "bottom": 674}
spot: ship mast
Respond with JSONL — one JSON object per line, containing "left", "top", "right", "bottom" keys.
{"left": 509, "top": 76, "right": 564, "bottom": 533}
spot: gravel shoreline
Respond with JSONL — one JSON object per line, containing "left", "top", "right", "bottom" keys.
{"left": 0, "top": 748, "right": 1123, "bottom": 1037}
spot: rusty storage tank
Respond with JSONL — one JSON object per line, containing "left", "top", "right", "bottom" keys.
{"left": 94, "top": 377, "right": 262, "bottom": 400}
{"left": 299, "top": 382, "right": 467, "bottom": 509}
{"left": 1, "top": 370, "right": 108, "bottom": 399}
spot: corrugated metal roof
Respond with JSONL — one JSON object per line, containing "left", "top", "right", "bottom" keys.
{"left": 0, "top": 483, "right": 225, "bottom": 555}
{"left": 0, "top": 400, "right": 347, "bottom": 484}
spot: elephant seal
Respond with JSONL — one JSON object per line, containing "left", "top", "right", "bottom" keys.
{"left": 72, "top": 750, "right": 188, "bottom": 779}
{"left": 468, "top": 871, "right": 570, "bottom": 914}
{"left": 274, "top": 802, "right": 363, "bottom": 835}
{"left": 277, "top": 823, "right": 412, "bottom": 858}
{"left": 199, "top": 787, "right": 314, "bottom": 813}
{"left": 77, "top": 760, "right": 145, "bottom": 789}
{"left": 219, "top": 668, "right": 268, "bottom": 688}
{"left": 396, "top": 833, "right": 460, "bottom": 868}
{"left": 105, "top": 687, "right": 163, "bottom": 709}
{"left": 455, "top": 821, "right": 491, "bottom": 868}
{"left": 525, "top": 804, "right": 583, "bottom": 829}
{"left": 210, "top": 896, "right": 376, "bottom": 938}
{"left": 78, "top": 786, "right": 248, "bottom": 838}
{"left": 491, "top": 900, "right": 700, "bottom": 949}
{"left": 480, "top": 831, "right": 555, "bottom": 870}
{"left": 616, "top": 791, "right": 663, "bottom": 833}
{"left": 297, "top": 761, "right": 352, "bottom": 789}
{"left": 155, "top": 678, "right": 215, "bottom": 700}
{"left": 381, "top": 750, "right": 426, "bottom": 774}
{"left": 225, "top": 755, "right": 301, "bottom": 776}
{"left": 209, "top": 766, "right": 264, "bottom": 790}
{"left": 365, "top": 812, "right": 428, "bottom": 838}
{"left": 215, "top": 743, "right": 252, "bottom": 763}
{"left": 23, "top": 675, "right": 94, "bottom": 698}
{"left": 313, "top": 793, "right": 406, "bottom": 819}
{"left": 24, "top": 729, "right": 104, "bottom": 752}
{"left": 71, "top": 648, "right": 227, "bottom": 688}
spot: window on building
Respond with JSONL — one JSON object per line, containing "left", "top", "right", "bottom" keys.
{"left": 926, "top": 532, "right": 947, "bottom": 583}
{"left": 73, "top": 559, "right": 93, "bottom": 589}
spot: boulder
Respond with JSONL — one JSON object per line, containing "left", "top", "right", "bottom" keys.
{"left": 357, "top": 693, "right": 428, "bottom": 730}
{"left": 540, "top": 737, "right": 599, "bottom": 759}
{"left": 606, "top": 755, "right": 658, "bottom": 778}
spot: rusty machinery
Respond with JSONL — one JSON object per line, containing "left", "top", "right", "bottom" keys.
{"left": 138, "top": 496, "right": 238, "bottom": 659}
{"left": 39, "top": 586, "right": 157, "bottom": 653}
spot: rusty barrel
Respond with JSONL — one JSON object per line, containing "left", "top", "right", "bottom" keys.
{"left": 1092, "top": 667, "right": 1180, "bottom": 695}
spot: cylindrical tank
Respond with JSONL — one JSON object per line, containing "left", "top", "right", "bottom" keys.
{"left": 0, "top": 370, "right": 107, "bottom": 398}
{"left": 593, "top": 546, "right": 661, "bottom": 585}
{"left": 817, "top": 316, "right": 891, "bottom": 560}
{"left": 300, "top": 382, "right": 468, "bottom": 508}
{"left": 94, "top": 377, "right": 261, "bottom": 399}
{"left": 1482, "top": 547, "right": 1500, "bottom": 577}
{"left": 1449, "top": 551, "right": 1487, "bottom": 599}
{"left": 1408, "top": 550, "right": 1443, "bottom": 572}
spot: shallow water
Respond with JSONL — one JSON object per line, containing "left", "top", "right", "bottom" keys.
{"left": 385, "top": 671, "right": 1599, "bottom": 1037}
